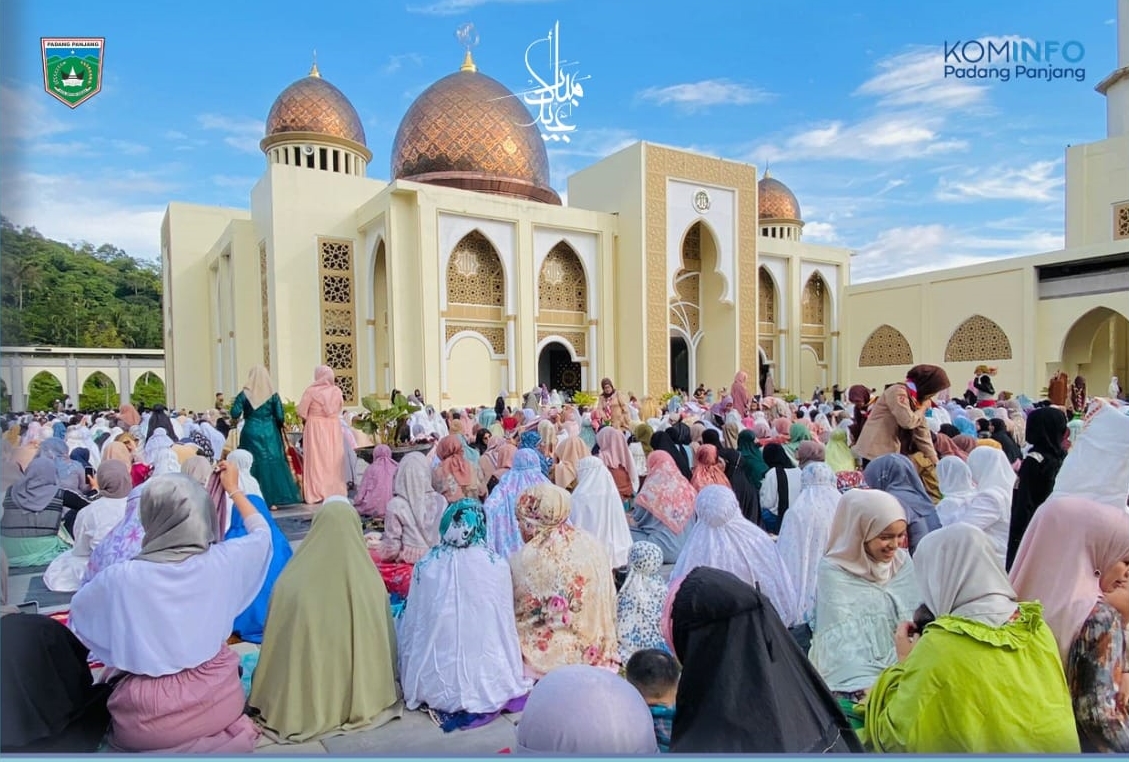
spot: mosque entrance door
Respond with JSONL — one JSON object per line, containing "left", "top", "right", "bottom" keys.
{"left": 670, "top": 336, "right": 690, "bottom": 393}
{"left": 538, "top": 342, "right": 582, "bottom": 396}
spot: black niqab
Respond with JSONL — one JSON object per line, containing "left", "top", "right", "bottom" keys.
{"left": 1024, "top": 407, "right": 1068, "bottom": 465}
{"left": 670, "top": 567, "right": 862, "bottom": 753}
{"left": 704, "top": 430, "right": 760, "bottom": 525}
{"left": 146, "top": 403, "right": 177, "bottom": 441}
{"left": 0, "top": 613, "right": 111, "bottom": 753}
{"left": 656, "top": 425, "right": 693, "bottom": 480}
{"left": 988, "top": 418, "right": 1022, "bottom": 463}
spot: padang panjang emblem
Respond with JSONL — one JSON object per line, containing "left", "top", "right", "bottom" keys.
{"left": 42, "top": 38, "right": 105, "bottom": 108}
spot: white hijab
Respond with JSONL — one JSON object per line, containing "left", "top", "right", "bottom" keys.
{"left": 569, "top": 457, "right": 632, "bottom": 568}
{"left": 225, "top": 449, "right": 263, "bottom": 497}
{"left": 936, "top": 456, "right": 976, "bottom": 527}
{"left": 915, "top": 523, "right": 1016, "bottom": 626}
{"left": 1049, "top": 400, "right": 1129, "bottom": 510}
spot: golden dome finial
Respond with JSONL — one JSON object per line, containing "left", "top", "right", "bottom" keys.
{"left": 310, "top": 49, "right": 320, "bottom": 78}
{"left": 456, "top": 23, "right": 480, "bottom": 73}
{"left": 763, "top": 166, "right": 772, "bottom": 179}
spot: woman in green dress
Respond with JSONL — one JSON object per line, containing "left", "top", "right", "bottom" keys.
{"left": 229, "top": 366, "right": 301, "bottom": 507}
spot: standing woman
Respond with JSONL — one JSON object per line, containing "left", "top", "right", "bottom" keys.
{"left": 229, "top": 366, "right": 301, "bottom": 508}
{"left": 1007, "top": 406, "right": 1068, "bottom": 570}
{"left": 297, "top": 366, "right": 347, "bottom": 504}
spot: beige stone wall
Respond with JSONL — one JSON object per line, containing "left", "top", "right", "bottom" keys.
{"left": 1066, "top": 135, "right": 1129, "bottom": 248}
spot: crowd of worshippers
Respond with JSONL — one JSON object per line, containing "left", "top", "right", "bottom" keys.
{"left": 1, "top": 361, "right": 1128, "bottom": 754}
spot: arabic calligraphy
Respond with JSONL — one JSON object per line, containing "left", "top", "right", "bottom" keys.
{"left": 520, "top": 21, "right": 589, "bottom": 143}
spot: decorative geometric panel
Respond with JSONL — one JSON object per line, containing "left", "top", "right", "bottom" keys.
{"left": 803, "top": 341, "right": 825, "bottom": 363}
{"left": 445, "top": 323, "right": 507, "bottom": 355}
{"left": 447, "top": 231, "right": 504, "bottom": 308}
{"left": 859, "top": 324, "right": 914, "bottom": 367}
{"left": 1115, "top": 202, "right": 1129, "bottom": 240}
{"left": 802, "top": 274, "right": 826, "bottom": 326}
{"left": 669, "top": 272, "right": 700, "bottom": 337}
{"left": 259, "top": 242, "right": 270, "bottom": 371}
{"left": 682, "top": 223, "right": 701, "bottom": 263}
{"left": 538, "top": 242, "right": 587, "bottom": 313}
{"left": 759, "top": 338, "right": 774, "bottom": 362}
{"left": 944, "top": 314, "right": 1013, "bottom": 362}
{"left": 758, "top": 268, "right": 776, "bottom": 324}
{"left": 318, "top": 238, "right": 357, "bottom": 404}
{"left": 536, "top": 328, "right": 587, "bottom": 358}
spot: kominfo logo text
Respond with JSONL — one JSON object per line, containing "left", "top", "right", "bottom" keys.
{"left": 944, "top": 39, "right": 1086, "bottom": 82}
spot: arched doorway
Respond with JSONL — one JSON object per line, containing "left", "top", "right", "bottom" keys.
{"left": 133, "top": 372, "right": 166, "bottom": 408}
{"left": 80, "top": 371, "right": 119, "bottom": 410}
{"left": 371, "top": 239, "right": 391, "bottom": 397}
{"left": 538, "top": 341, "right": 582, "bottom": 396}
{"left": 1059, "top": 307, "right": 1129, "bottom": 400}
{"left": 670, "top": 336, "right": 690, "bottom": 393}
{"left": 27, "top": 371, "right": 64, "bottom": 412}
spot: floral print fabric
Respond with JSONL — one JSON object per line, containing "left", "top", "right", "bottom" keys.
{"left": 509, "top": 483, "right": 619, "bottom": 677}
{"left": 615, "top": 541, "right": 669, "bottom": 661}
{"left": 1067, "top": 601, "right": 1129, "bottom": 752}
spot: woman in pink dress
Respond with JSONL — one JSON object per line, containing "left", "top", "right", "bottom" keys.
{"left": 297, "top": 366, "right": 347, "bottom": 504}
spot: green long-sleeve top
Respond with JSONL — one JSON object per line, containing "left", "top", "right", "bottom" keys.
{"left": 863, "top": 602, "right": 1080, "bottom": 754}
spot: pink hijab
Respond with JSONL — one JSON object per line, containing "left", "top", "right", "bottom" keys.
{"left": 1009, "top": 496, "right": 1129, "bottom": 662}
{"left": 435, "top": 434, "right": 473, "bottom": 487}
{"left": 595, "top": 427, "right": 636, "bottom": 485}
{"left": 297, "top": 365, "right": 342, "bottom": 419}
{"left": 635, "top": 451, "right": 696, "bottom": 533}
{"left": 690, "top": 444, "right": 730, "bottom": 492}
{"left": 731, "top": 371, "right": 750, "bottom": 417}
{"left": 355, "top": 445, "right": 398, "bottom": 517}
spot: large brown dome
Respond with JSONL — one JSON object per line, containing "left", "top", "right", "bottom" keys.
{"left": 758, "top": 173, "right": 802, "bottom": 221}
{"left": 391, "top": 61, "right": 560, "bottom": 205}
{"left": 263, "top": 67, "right": 366, "bottom": 148}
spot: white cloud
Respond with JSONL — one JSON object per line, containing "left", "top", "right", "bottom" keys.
{"left": 935, "top": 159, "right": 1063, "bottom": 202}
{"left": 636, "top": 80, "right": 774, "bottom": 111}
{"left": 802, "top": 221, "right": 841, "bottom": 244}
{"left": 854, "top": 46, "right": 989, "bottom": 109}
{"left": 0, "top": 170, "right": 169, "bottom": 262}
{"left": 0, "top": 85, "right": 69, "bottom": 144}
{"left": 749, "top": 113, "right": 967, "bottom": 163}
{"left": 28, "top": 141, "right": 93, "bottom": 156}
{"left": 851, "top": 223, "right": 1063, "bottom": 281}
{"left": 382, "top": 53, "right": 424, "bottom": 75}
{"left": 197, "top": 114, "right": 265, "bottom": 154}
{"left": 406, "top": 0, "right": 554, "bottom": 15}
{"left": 107, "top": 139, "right": 149, "bottom": 156}
{"left": 165, "top": 130, "right": 188, "bottom": 140}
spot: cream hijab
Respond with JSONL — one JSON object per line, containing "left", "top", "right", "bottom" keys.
{"left": 243, "top": 365, "right": 274, "bottom": 410}
{"left": 823, "top": 489, "right": 908, "bottom": 584}
{"left": 915, "top": 523, "right": 1017, "bottom": 626}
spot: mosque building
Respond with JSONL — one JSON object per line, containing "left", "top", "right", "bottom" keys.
{"left": 161, "top": 50, "right": 850, "bottom": 410}
{"left": 162, "top": 4, "right": 1127, "bottom": 411}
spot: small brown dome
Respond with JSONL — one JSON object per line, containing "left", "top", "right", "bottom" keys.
{"left": 263, "top": 67, "right": 366, "bottom": 148}
{"left": 391, "top": 59, "right": 560, "bottom": 205}
{"left": 758, "top": 172, "right": 802, "bottom": 222}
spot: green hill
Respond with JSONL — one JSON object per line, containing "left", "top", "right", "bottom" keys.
{"left": 0, "top": 217, "right": 163, "bottom": 349}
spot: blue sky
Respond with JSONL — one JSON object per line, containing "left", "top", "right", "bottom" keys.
{"left": 0, "top": 0, "right": 1119, "bottom": 281}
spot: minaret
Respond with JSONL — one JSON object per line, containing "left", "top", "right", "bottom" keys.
{"left": 1096, "top": 0, "right": 1129, "bottom": 138}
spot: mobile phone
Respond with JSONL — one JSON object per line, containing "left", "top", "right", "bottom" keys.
{"left": 16, "top": 601, "right": 39, "bottom": 614}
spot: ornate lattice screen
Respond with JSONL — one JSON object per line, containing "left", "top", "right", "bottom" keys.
{"left": 259, "top": 242, "right": 270, "bottom": 371}
{"left": 944, "top": 315, "right": 1013, "bottom": 362}
{"left": 318, "top": 238, "right": 357, "bottom": 404}
{"left": 538, "top": 242, "right": 586, "bottom": 313}
{"left": 859, "top": 324, "right": 913, "bottom": 367}
{"left": 1115, "top": 201, "right": 1129, "bottom": 240}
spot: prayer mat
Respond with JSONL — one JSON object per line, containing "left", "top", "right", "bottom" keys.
{"left": 426, "top": 695, "right": 528, "bottom": 733}
{"left": 24, "top": 575, "right": 76, "bottom": 608}
{"left": 371, "top": 558, "right": 412, "bottom": 598}
{"left": 273, "top": 516, "right": 312, "bottom": 542}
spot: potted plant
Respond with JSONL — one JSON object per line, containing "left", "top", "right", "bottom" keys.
{"left": 351, "top": 393, "right": 423, "bottom": 462}
{"left": 281, "top": 399, "right": 303, "bottom": 447}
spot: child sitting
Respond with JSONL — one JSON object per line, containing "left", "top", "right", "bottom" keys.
{"left": 625, "top": 649, "right": 679, "bottom": 752}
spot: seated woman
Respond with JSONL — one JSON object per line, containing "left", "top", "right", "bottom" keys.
{"left": 354, "top": 444, "right": 397, "bottom": 518}
{"left": 864, "top": 523, "right": 1080, "bottom": 753}
{"left": 69, "top": 468, "right": 272, "bottom": 753}
{"left": 482, "top": 449, "right": 549, "bottom": 559}
{"left": 671, "top": 485, "right": 800, "bottom": 628}
{"left": 629, "top": 450, "right": 696, "bottom": 564}
{"left": 808, "top": 489, "right": 920, "bottom": 702}
{"left": 615, "top": 540, "right": 669, "bottom": 662}
{"left": 862, "top": 453, "right": 940, "bottom": 554}
{"left": 776, "top": 463, "right": 842, "bottom": 631}
{"left": 595, "top": 426, "right": 638, "bottom": 504}
{"left": 375, "top": 452, "right": 445, "bottom": 564}
{"left": 0, "top": 612, "right": 112, "bottom": 753}
{"left": 224, "top": 449, "right": 293, "bottom": 644}
{"left": 514, "top": 665, "right": 657, "bottom": 754}
{"left": 1009, "top": 496, "right": 1129, "bottom": 752}
{"left": 759, "top": 443, "right": 800, "bottom": 533}
{"left": 44, "top": 459, "right": 132, "bottom": 592}
{"left": 399, "top": 498, "right": 531, "bottom": 715}
{"left": 570, "top": 456, "right": 633, "bottom": 569}
{"left": 553, "top": 436, "right": 589, "bottom": 491}
{"left": 1, "top": 454, "right": 73, "bottom": 567}
{"left": 249, "top": 496, "right": 400, "bottom": 743}
{"left": 669, "top": 566, "right": 861, "bottom": 753}
{"left": 510, "top": 483, "right": 620, "bottom": 677}
{"left": 432, "top": 434, "right": 486, "bottom": 503}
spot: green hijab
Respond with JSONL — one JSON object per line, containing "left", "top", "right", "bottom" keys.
{"left": 736, "top": 429, "right": 769, "bottom": 489}
{"left": 825, "top": 428, "right": 858, "bottom": 473}
{"left": 783, "top": 423, "right": 812, "bottom": 464}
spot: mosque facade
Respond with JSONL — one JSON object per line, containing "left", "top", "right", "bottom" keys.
{"left": 162, "top": 54, "right": 849, "bottom": 410}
